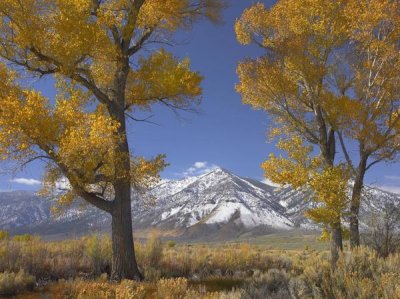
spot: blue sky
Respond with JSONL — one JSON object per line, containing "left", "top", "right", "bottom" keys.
{"left": 0, "top": 0, "right": 399, "bottom": 193}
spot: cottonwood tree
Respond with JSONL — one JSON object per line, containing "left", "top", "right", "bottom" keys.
{"left": 335, "top": 0, "right": 400, "bottom": 248}
{"left": 235, "top": 0, "right": 400, "bottom": 260}
{"left": 235, "top": 0, "right": 349, "bottom": 264}
{"left": 0, "top": 0, "right": 224, "bottom": 281}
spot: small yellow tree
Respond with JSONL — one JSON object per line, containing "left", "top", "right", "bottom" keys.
{"left": 0, "top": 0, "right": 225, "bottom": 281}
{"left": 263, "top": 135, "right": 350, "bottom": 265}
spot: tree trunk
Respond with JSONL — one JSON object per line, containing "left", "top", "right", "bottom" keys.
{"left": 349, "top": 156, "right": 367, "bottom": 248}
{"left": 109, "top": 99, "right": 143, "bottom": 281}
{"left": 330, "top": 223, "right": 343, "bottom": 268}
{"left": 108, "top": 50, "right": 143, "bottom": 281}
{"left": 110, "top": 183, "right": 143, "bottom": 281}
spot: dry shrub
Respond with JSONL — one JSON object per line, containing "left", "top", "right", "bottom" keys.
{"left": 160, "top": 244, "right": 295, "bottom": 279}
{"left": 0, "top": 231, "right": 9, "bottom": 241}
{"left": 242, "top": 269, "right": 290, "bottom": 299}
{"left": 55, "top": 278, "right": 241, "bottom": 299}
{"left": 166, "top": 240, "right": 176, "bottom": 248}
{"left": 135, "top": 231, "right": 163, "bottom": 281}
{"left": 0, "top": 234, "right": 109, "bottom": 280}
{"left": 239, "top": 248, "right": 400, "bottom": 299}
{"left": 142, "top": 231, "right": 163, "bottom": 269}
{"left": 294, "top": 247, "right": 400, "bottom": 299}
{"left": 56, "top": 279, "right": 148, "bottom": 299}
{"left": 156, "top": 277, "right": 188, "bottom": 298}
{"left": 0, "top": 270, "right": 35, "bottom": 296}
{"left": 85, "top": 235, "right": 111, "bottom": 276}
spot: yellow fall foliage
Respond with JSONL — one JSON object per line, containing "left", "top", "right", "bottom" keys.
{"left": 236, "top": 0, "right": 400, "bottom": 234}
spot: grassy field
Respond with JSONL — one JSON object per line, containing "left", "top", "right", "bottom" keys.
{"left": 237, "top": 231, "right": 330, "bottom": 251}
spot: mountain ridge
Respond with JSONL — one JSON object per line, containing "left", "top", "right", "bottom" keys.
{"left": 0, "top": 167, "right": 398, "bottom": 240}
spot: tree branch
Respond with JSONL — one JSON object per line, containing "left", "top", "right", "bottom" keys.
{"left": 125, "top": 113, "right": 160, "bottom": 126}
{"left": 366, "top": 158, "right": 385, "bottom": 171}
{"left": 76, "top": 189, "right": 113, "bottom": 213}
{"left": 121, "top": 0, "right": 146, "bottom": 52}
{"left": 337, "top": 131, "right": 355, "bottom": 173}
{"left": 128, "top": 27, "right": 154, "bottom": 56}
{"left": 39, "top": 147, "right": 114, "bottom": 214}
{"left": 71, "top": 72, "right": 112, "bottom": 106}
{"left": 280, "top": 101, "right": 319, "bottom": 144}
{"left": 20, "top": 155, "right": 52, "bottom": 169}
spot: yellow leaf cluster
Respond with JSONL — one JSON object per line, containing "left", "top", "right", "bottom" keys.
{"left": 127, "top": 49, "right": 203, "bottom": 110}
{"left": 131, "top": 155, "right": 168, "bottom": 191}
{"left": 58, "top": 110, "right": 121, "bottom": 181}
{"left": 262, "top": 136, "right": 314, "bottom": 188}
{"left": 237, "top": 0, "right": 400, "bottom": 158}
{"left": 263, "top": 135, "right": 350, "bottom": 226}
{"left": 235, "top": 0, "right": 348, "bottom": 49}
{"left": 0, "top": 0, "right": 113, "bottom": 73}
{"left": 306, "top": 165, "right": 350, "bottom": 225}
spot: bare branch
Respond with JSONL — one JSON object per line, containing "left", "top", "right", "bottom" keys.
{"left": 20, "top": 155, "right": 52, "bottom": 169}
{"left": 366, "top": 158, "right": 385, "bottom": 171}
{"left": 125, "top": 113, "right": 160, "bottom": 126}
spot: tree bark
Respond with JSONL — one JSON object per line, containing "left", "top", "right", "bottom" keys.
{"left": 330, "top": 223, "right": 343, "bottom": 268}
{"left": 110, "top": 182, "right": 143, "bottom": 281}
{"left": 349, "top": 156, "right": 368, "bottom": 248}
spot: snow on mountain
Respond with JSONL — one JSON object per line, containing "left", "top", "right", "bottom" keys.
{"left": 274, "top": 183, "right": 400, "bottom": 228}
{"left": 0, "top": 167, "right": 398, "bottom": 239}
{"left": 150, "top": 176, "right": 199, "bottom": 200}
{"left": 0, "top": 191, "right": 52, "bottom": 230}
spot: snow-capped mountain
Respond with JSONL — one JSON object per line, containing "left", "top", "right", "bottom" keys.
{"left": 0, "top": 167, "right": 398, "bottom": 239}
{"left": 133, "top": 168, "right": 292, "bottom": 233}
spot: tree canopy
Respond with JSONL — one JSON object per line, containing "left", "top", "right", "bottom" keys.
{"left": 0, "top": 0, "right": 225, "bottom": 280}
{"left": 236, "top": 0, "right": 400, "bottom": 263}
{"left": 0, "top": 0, "right": 224, "bottom": 210}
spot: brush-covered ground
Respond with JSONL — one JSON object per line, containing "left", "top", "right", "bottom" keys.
{"left": 0, "top": 231, "right": 399, "bottom": 298}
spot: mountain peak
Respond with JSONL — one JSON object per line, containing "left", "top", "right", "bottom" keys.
{"left": 195, "top": 167, "right": 238, "bottom": 184}
{"left": 206, "top": 167, "right": 232, "bottom": 176}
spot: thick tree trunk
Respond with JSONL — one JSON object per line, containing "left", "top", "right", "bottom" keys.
{"left": 330, "top": 223, "right": 343, "bottom": 268}
{"left": 110, "top": 183, "right": 143, "bottom": 281}
{"left": 109, "top": 95, "right": 143, "bottom": 281}
{"left": 349, "top": 156, "right": 367, "bottom": 249}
